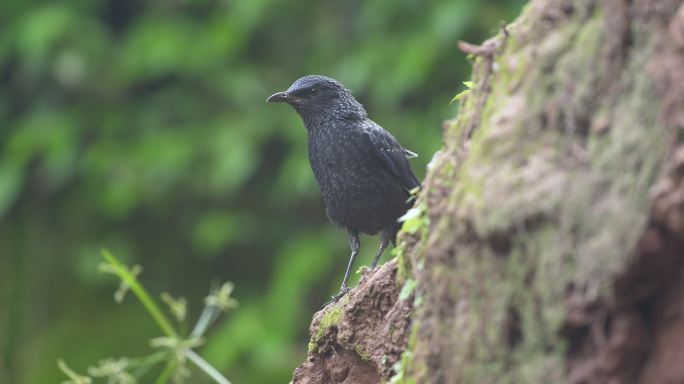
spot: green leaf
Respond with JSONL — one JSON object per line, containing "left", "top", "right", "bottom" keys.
{"left": 399, "top": 279, "right": 416, "bottom": 301}
{"left": 450, "top": 81, "right": 475, "bottom": 104}
{"left": 398, "top": 206, "right": 426, "bottom": 234}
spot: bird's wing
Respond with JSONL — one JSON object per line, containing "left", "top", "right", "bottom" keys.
{"left": 403, "top": 148, "right": 418, "bottom": 159}
{"left": 362, "top": 123, "right": 420, "bottom": 192}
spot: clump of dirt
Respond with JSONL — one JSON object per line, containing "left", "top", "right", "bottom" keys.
{"left": 292, "top": 343, "right": 379, "bottom": 384}
{"left": 292, "top": 259, "right": 413, "bottom": 383}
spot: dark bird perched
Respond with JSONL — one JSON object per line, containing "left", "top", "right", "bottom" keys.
{"left": 267, "top": 75, "right": 420, "bottom": 300}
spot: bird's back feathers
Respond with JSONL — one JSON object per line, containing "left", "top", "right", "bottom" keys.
{"left": 362, "top": 121, "right": 421, "bottom": 192}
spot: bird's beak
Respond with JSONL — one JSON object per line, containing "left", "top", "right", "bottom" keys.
{"left": 266, "top": 91, "right": 302, "bottom": 105}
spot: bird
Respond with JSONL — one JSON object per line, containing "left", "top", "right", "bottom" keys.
{"left": 267, "top": 75, "right": 420, "bottom": 301}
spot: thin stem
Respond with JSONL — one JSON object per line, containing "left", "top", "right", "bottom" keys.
{"left": 154, "top": 358, "right": 176, "bottom": 384}
{"left": 185, "top": 350, "right": 231, "bottom": 384}
{"left": 190, "top": 305, "right": 220, "bottom": 339}
{"left": 101, "top": 250, "right": 179, "bottom": 339}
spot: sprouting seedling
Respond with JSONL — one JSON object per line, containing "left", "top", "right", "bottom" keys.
{"left": 450, "top": 81, "right": 475, "bottom": 105}
{"left": 58, "top": 250, "right": 237, "bottom": 384}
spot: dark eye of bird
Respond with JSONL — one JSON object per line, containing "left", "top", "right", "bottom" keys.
{"left": 309, "top": 87, "right": 319, "bottom": 97}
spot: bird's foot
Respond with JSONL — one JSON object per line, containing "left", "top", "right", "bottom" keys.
{"left": 327, "top": 287, "right": 351, "bottom": 304}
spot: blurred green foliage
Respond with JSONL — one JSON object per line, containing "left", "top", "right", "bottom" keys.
{"left": 0, "top": 0, "right": 524, "bottom": 383}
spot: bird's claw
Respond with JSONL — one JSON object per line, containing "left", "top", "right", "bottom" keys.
{"left": 327, "top": 287, "right": 351, "bottom": 304}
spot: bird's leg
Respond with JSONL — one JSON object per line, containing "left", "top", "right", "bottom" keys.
{"left": 331, "top": 230, "right": 360, "bottom": 302}
{"left": 370, "top": 229, "right": 392, "bottom": 269}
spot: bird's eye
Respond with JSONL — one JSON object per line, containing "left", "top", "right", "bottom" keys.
{"left": 310, "top": 87, "right": 319, "bottom": 96}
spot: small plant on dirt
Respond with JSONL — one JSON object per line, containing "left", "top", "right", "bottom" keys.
{"left": 450, "top": 81, "right": 474, "bottom": 104}
{"left": 58, "top": 250, "right": 237, "bottom": 384}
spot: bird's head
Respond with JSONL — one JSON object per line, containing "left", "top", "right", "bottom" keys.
{"left": 267, "top": 75, "right": 366, "bottom": 122}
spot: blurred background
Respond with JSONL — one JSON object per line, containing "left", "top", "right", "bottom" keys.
{"left": 0, "top": 0, "right": 525, "bottom": 382}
